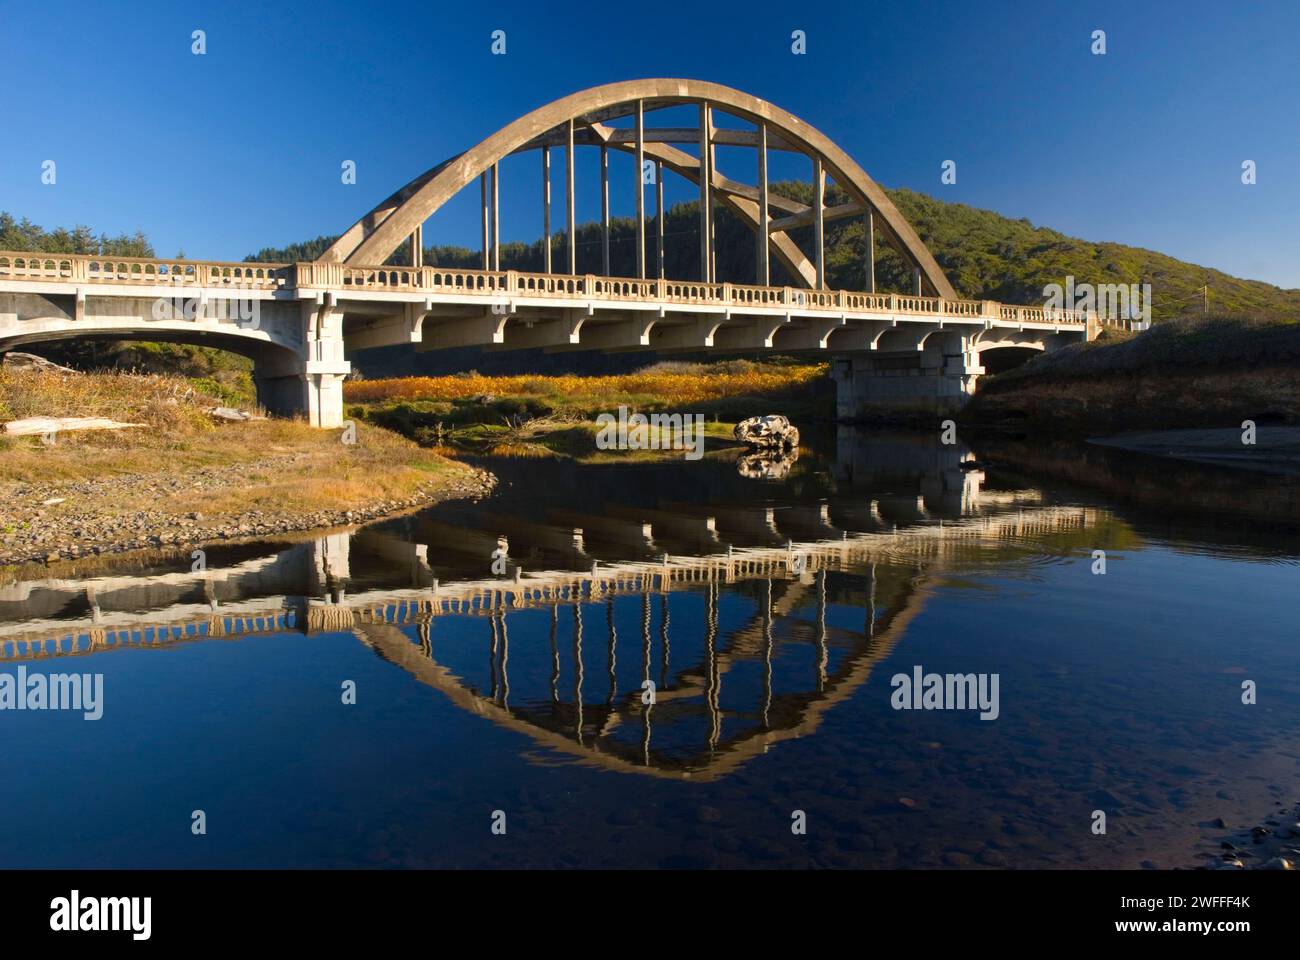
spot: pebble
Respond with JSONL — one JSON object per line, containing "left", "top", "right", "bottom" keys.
{"left": 1198, "top": 800, "right": 1300, "bottom": 870}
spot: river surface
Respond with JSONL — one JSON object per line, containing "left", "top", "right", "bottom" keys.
{"left": 2, "top": 427, "right": 1298, "bottom": 869}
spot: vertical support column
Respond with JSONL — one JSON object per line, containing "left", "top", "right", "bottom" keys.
{"left": 813, "top": 155, "right": 825, "bottom": 290}
{"left": 698, "top": 102, "right": 713, "bottom": 283}
{"left": 864, "top": 207, "right": 875, "bottom": 293}
{"left": 605, "top": 600, "right": 618, "bottom": 706}
{"left": 635, "top": 99, "right": 646, "bottom": 280}
{"left": 410, "top": 223, "right": 423, "bottom": 269}
{"left": 705, "top": 582, "right": 720, "bottom": 746}
{"left": 571, "top": 602, "right": 584, "bottom": 741}
{"left": 913, "top": 266, "right": 923, "bottom": 296}
{"left": 757, "top": 123, "right": 770, "bottom": 286}
{"left": 710, "top": 189, "right": 717, "bottom": 283}
{"left": 815, "top": 567, "right": 828, "bottom": 693}
{"left": 498, "top": 610, "right": 510, "bottom": 708}
{"left": 480, "top": 173, "right": 490, "bottom": 270}
{"left": 549, "top": 604, "right": 559, "bottom": 704}
{"left": 600, "top": 144, "right": 610, "bottom": 276}
{"left": 655, "top": 159, "right": 665, "bottom": 280}
{"left": 566, "top": 118, "right": 577, "bottom": 275}
{"left": 300, "top": 300, "right": 351, "bottom": 429}
{"left": 541, "top": 145, "right": 551, "bottom": 273}
{"left": 867, "top": 562, "right": 876, "bottom": 637}
{"left": 490, "top": 162, "right": 500, "bottom": 271}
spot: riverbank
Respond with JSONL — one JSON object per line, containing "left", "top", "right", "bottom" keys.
{"left": 0, "top": 367, "right": 494, "bottom": 573}
{"left": 1093, "top": 426, "right": 1300, "bottom": 473}
{"left": 344, "top": 360, "right": 830, "bottom": 454}
{"left": 966, "top": 432, "right": 1300, "bottom": 536}
{"left": 964, "top": 315, "right": 1300, "bottom": 434}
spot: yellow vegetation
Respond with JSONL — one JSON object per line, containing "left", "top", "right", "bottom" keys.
{"left": 345, "top": 365, "right": 827, "bottom": 405}
{"left": 0, "top": 367, "right": 470, "bottom": 516}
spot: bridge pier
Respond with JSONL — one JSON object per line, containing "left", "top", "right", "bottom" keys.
{"left": 829, "top": 327, "right": 1075, "bottom": 420}
{"left": 289, "top": 299, "right": 350, "bottom": 428}
{"left": 830, "top": 354, "right": 971, "bottom": 419}
{"left": 252, "top": 364, "right": 348, "bottom": 430}
{"left": 830, "top": 329, "right": 982, "bottom": 418}
{"left": 303, "top": 369, "right": 349, "bottom": 429}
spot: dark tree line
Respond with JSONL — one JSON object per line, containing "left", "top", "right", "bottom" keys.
{"left": 0, "top": 213, "right": 153, "bottom": 258}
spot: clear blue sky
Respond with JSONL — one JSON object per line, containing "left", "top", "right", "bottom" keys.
{"left": 2, "top": 0, "right": 1296, "bottom": 288}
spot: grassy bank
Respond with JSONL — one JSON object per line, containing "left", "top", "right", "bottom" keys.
{"left": 345, "top": 360, "right": 830, "bottom": 454}
{"left": 0, "top": 367, "right": 489, "bottom": 569}
{"left": 965, "top": 315, "right": 1300, "bottom": 434}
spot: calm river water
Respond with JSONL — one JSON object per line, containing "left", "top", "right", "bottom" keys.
{"left": 2, "top": 428, "right": 1298, "bottom": 868}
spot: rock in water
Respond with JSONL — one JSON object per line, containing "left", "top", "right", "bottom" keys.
{"left": 737, "top": 449, "right": 798, "bottom": 480}
{"left": 734, "top": 415, "right": 799, "bottom": 451}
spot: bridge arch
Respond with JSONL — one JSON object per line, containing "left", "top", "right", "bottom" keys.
{"left": 322, "top": 79, "right": 957, "bottom": 298}
{"left": 0, "top": 285, "right": 313, "bottom": 418}
{"left": 0, "top": 313, "right": 304, "bottom": 362}
{"left": 978, "top": 343, "right": 1043, "bottom": 375}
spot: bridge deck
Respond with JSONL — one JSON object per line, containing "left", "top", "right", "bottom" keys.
{"left": 0, "top": 251, "right": 1094, "bottom": 329}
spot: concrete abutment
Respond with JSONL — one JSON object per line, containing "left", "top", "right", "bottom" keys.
{"left": 830, "top": 329, "right": 1076, "bottom": 420}
{"left": 0, "top": 289, "right": 351, "bottom": 429}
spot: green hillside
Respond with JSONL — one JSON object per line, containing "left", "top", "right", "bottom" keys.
{"left": 889, "top": 188, "right": 1300, "bottom": 321}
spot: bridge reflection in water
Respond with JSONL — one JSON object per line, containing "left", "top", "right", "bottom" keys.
{"left": 0, "top": 434, "right": 1104, "bottom": 782}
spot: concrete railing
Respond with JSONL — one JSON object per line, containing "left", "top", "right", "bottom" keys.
{"left": 0, "top": 252, "right": 1093, "bottom": 326}
{"left": 0, "top": 253, "right": 292, "bottom": 289}
{"left": 299, "top": 263, "right": 1091, "bottom": 324}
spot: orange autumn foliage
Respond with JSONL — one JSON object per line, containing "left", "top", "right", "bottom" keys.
{"left": 345, "top": 366, "right": 826, "bottom": 405}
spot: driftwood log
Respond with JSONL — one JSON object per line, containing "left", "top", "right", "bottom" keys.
{"left": 208, "top": 406, "right": 265, "bottom": 422}
{"left": 1, "top": 352, "right": 79, "bottom": 374}
{"left": 1, "top": 416, "right": 144, "bottom": 436}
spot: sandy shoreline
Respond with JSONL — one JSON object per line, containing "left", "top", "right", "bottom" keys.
{"left": 1090, "top": 426, "right": 1300, "bottom": 473}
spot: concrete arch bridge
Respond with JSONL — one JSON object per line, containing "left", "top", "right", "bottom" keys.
{"left": 0, "top": 80, "right": 1104, "bottom": 426}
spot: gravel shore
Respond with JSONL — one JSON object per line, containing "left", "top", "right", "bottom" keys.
{"left": 1, "top": 458, "right": 496, "bottom": 573}
{"left": 1194, "top": 799, "right": 1300, "bottom": 870}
